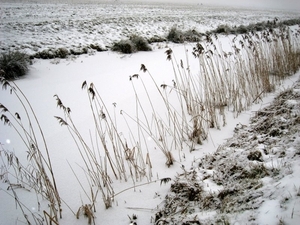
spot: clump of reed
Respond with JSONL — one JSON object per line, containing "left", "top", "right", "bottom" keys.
{"left": 54, "top": 80, "right": 154, "bottom": 211}
{"left": 126, "top": 65, "right": 178, "bottom": 167}
{"left": 163, "top": 26, "right": 300, "bottom": 145}
{"left": 0, "top": 75, "right": 62, "bottom": 224}
{"left": 112, "top": 25, "right": 300, "bottom": 167}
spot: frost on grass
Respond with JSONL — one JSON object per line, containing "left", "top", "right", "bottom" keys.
{"left": 155, "top": 80, "right": 300, "bottom": 224}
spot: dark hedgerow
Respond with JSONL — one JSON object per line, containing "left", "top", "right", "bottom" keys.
{"left": 0, "top": 51, "right": 31, "bottom": 80}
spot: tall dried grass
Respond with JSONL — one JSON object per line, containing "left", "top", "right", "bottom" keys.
{"left": 163, "top": 27, "right": 300, "bottom": 145}
{"left": 0, "top": 25, "right": 299, "bottom": 224}
{"left": 0, "top": 75, "right": 62, "bottom": 224}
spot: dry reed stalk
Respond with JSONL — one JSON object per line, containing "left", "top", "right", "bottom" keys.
{"left": 54, "top": 92, "right": 115, "bottom": 210}
{"left": 0, "top": 77, "right": 62, "bottom": 223}
{"left": 164, "top": 26, "right": 300, "bottom": 145}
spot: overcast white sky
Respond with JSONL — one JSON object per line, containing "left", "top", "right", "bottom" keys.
{"left": 127, "top": 0, "right": 300, "bottom": 11}
{"left": 1, "top": 0, "right": 300, "bottom": 11}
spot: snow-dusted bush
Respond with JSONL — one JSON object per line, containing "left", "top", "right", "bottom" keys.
{"left": 167, "top": 27, "right": 203, "bottom": 43}
{"left": 111, "top": 39, "right": 136, "bottom": 54}
{"left": 236, "top": 25, "right": 249, "bottom": 34}
{"left": 112, "top": 35, "right": 151, "bottom": 54}
{"left": 130, "top": 35, "right": 152, "bottom": 51}
{"left": 214, "top": 24, "right": 232, "bottom": 34}
{"left": 183, "top": 29, "right": 203, "bottom": 42}
{"left": 34, "top": 49, "right": 55, "bottom": 59}
{"left": 89, "top": 43, "right": 106, "bottom": 52}
{"left": 281, "top": 18, "right": 300, "bottom": 26}
{"left": 0, "top": 51, "right": 30, "bottom": 80}
{"left": 167, "top": 27, "right": 184, "bottom": 43}
{"left": 35, "top": 48, "right": 69, "bottom": 59}
{"left": 147, "top": 35, "right": 166, "bottom": 43}
{"left": 55, "top": 47, "right": 69, "bottom": 58}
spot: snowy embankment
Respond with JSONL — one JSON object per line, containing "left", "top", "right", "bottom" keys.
{"left": 156, "top": 76, "right": 300, "bottom": 224}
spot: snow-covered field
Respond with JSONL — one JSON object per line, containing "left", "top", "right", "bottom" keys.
{"left": 0, "top": 1, "right": 300, "bottom": 225}
{"left": 1, "top": 1, "right": 299, "bottom": 55}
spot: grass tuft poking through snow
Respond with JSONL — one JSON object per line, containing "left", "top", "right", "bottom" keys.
{"left": 0, "top": 51, "right": 31, "bottom": 80}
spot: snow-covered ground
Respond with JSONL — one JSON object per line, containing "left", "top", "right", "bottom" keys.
{"left": 0, "top": 1, "right": 300, "bottom": 225}
{"left": 1, "top": 1, "right": 299, "bottom": 55}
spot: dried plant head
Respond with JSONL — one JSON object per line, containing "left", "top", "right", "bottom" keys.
{"left": 1, "top": 114, "right": 11, "bottom": 125}
{"left": 82, "top": 80, "right": 87, "bottom": 90}
{"left": 1, "top": 78, "right": 11, "bottom": 90}
{"left": 88, "top": 87, "right": 95, "bottom": 99}
{"left": 53, "top": 94, "right": 63, "bottom": 107}
{"left": 140, "top": 64, "right": 147, "bottom": 72}
{"left": 0, "top": 103, "right": 9, "bottom": 113}
{"left": 160, "top": 84, "right": 167, "bottom": 89}
{"left": 165, "top": 48, "right": 173, "bottom": 61}
{"left": 54, "top": 116, "right": 68, "bottom": 126}
{"left": 66, "top": 107, "right": 71, "bottom": 114}
{"left": 160, "top": 177, "right": 172, "bottom": 186}
{"left": 15, "top": 112, "right": 21, "bottom": 120}
{"left": 192, "top": 43, "right": 204, "bottom": 58}
{"left": 132, "top": 74, "right": 139, "bottom": 79}
{"left": 180, "top": 59, "right": 184, "bottom": 68}
{"left": 100, "top": 111, "right": 106, "bottom": 119}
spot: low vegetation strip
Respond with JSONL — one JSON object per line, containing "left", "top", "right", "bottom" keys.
{"left": 155, "top": 80, "right": 300, "bottom": 224}
{"left": 1, "top": 18, "right": 299, "bottom": 58}
{"left": 208, "top": 18, "right": 300, "bottom": 35}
